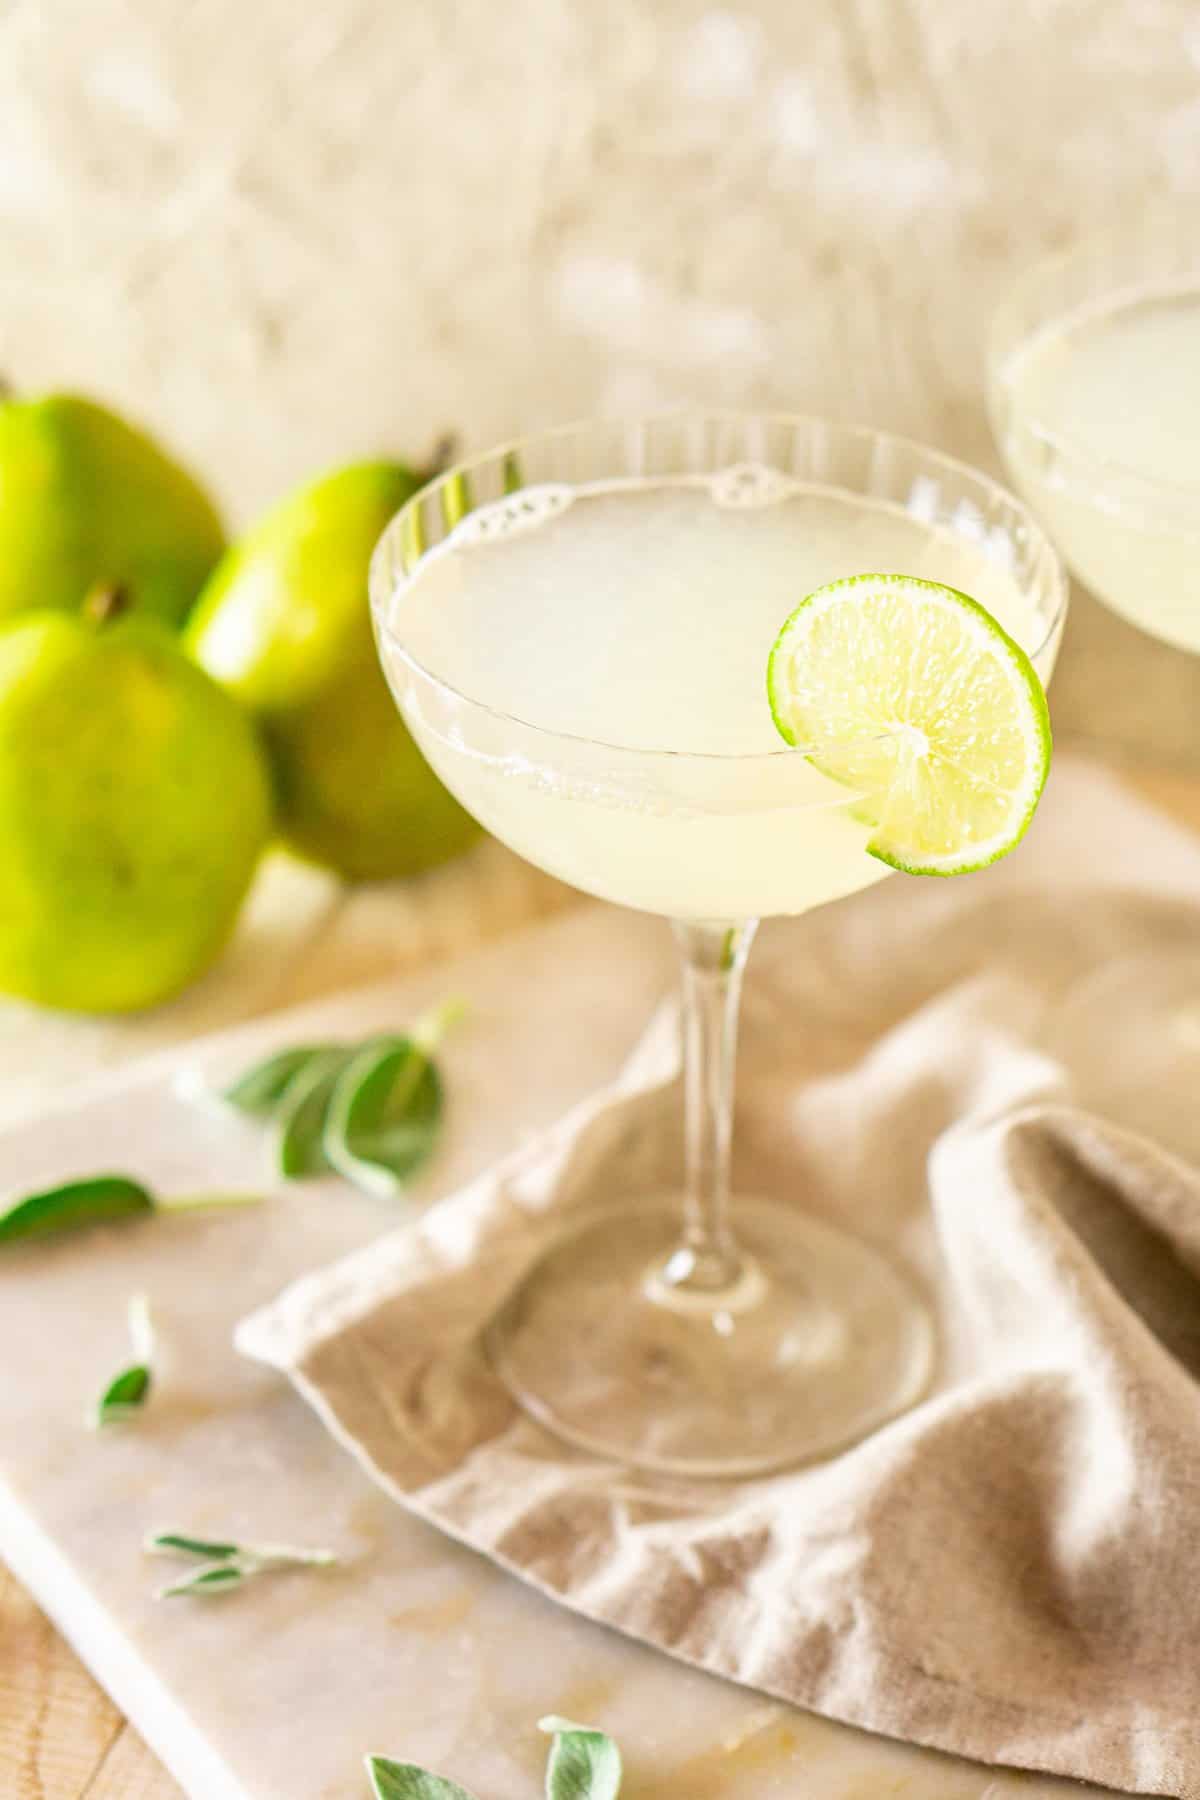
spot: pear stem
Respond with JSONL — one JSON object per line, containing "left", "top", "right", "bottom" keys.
{"left": 422, "top": 432, "right": 460, "bottom": 483}
{"left": 82, "top": 582, "right": 131, "bottom": 627}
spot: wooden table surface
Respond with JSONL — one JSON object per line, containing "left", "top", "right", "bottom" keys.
{"left": 0, "top": 764, "right": 1198, "bottom": 1799}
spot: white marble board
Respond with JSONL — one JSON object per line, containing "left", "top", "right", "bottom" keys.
{"left": 0, "top": 885, "right": 1126, "bottom": 1800}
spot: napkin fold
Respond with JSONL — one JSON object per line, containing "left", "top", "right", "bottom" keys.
{"left": 238, "top": 763, "right": 1200, "bottom": 1799}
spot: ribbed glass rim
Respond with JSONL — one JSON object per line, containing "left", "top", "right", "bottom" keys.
{"left": 369, "top": 411, "right": 1067, "bottom": 765}
{"left": 987, "top": 215, "right": 1200, "bottom": 516}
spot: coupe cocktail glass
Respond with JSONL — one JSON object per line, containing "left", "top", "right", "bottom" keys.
{"left": 370, "top": 415, "right": 1065, "bottom": 1477}
{"left": 990, "top": 220, "right": 1200, "bottom": 1142}
{"left": 989, "top": 213, "right": 1199, "bottom": 651}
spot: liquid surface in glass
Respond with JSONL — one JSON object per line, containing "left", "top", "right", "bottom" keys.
{"left": 382, "top": 470, "right": 1050, "bottom": 920}
{"left": 998, "top": 281, "right": 1200, "bottom": 650}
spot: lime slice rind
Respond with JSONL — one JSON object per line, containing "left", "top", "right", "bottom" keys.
{"left": 767, "top": 573, "right": 1051, "bottom": 877}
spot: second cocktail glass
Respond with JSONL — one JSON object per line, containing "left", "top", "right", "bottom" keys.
{"left": 990, "top": 219, "right": 1200, "bottom": 1155}
{"left": 370, "top": 414, "right": 1066, "bottom": 1478}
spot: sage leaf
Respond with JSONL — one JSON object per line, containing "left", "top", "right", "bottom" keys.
{"left": 146, "top": 1532, "right": 239, "bottom": 1560}
{"left": 93, "top": 1295, "right": 156, "bottom": 1427}
{"left": 365, "top": 1758, "right": 478, "bottom": 1800}
{"left": 0, "top": 1178, "right": 259, "bottom": 1251}
{"left": 148, "top": 1529, "right": 338, "bottom": 1596}
{"left": 539, "top": 1718, "right": 623, "bottom": 1800}
{"left": 185, "top": 1004, "right": 461, "bottom": 1197}
{"left": 0, "top": 1175, "right": 154, "bottom": 1244}
{"left": 324, "top": 1037, "right": 442, "bottom": 1197}
{"left": 159, "top": 1562, "right": 247, "bottom": 1598}
{"left": 221, "top": 1045, "right": 339, "bottom": 1116}
{"left": 147, "top": 1533, "right": 337, "bottom": 1569}
{"left": 274, "top": 1048, "right": 357, "bottom": 1178}
{"left": 95, "top": 1363, "right": 151, "bottom": 1424}
{"left": 324, "top": 1003, "right": 462, "bottom": 1198}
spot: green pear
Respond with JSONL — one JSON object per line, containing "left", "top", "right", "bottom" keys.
{"left": 185, "top": 460, "right": 480, "bottom": 882}
{"left": 0, "top": 593, "right": 272, "bottom": 1013}
{"left": 0, "top": 391, "right": 224, "bottom": 626}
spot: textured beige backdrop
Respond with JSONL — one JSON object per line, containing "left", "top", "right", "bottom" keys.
{"left": 2, "top": 0, "right": 1199, "bottom": 728}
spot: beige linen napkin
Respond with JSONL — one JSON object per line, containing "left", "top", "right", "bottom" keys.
{"left": 238, "top": 761, "right": 1200, "bottom": 1799}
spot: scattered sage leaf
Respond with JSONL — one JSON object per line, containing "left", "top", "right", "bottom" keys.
{"left": 158, "top": 1562, "right": 246, "bottom": 1598}
{"left": 220, "top": 1045, "right": 340, "bottom": 1116}
{"left": 93, "top": 1294, "right": 156, "bottom": 1428}
{"left": 362, "top": 1712, "right": 623, "bottom": 1800}
{"left": 95, "top": 1364, "right": 151, "bottom": 1425}
{"left": 221, "top": 1540, "right": 338, "bottom": 1570}
{"left": 323, "top": 1001, "right": 460, "bottom": 1197}
{"left": 274, "top": 1048, "right": 357, "bottom": 1178}
{"left": 0, "top": 1179, "right": 260, "bottom": 1252}
{"left": 146, "top": 1532, "right": 239, "bottom": 1560}
{"left": 0, "top": 1175, "right": 154, "bottom": 1245}
{"left": 184, "top": 1004, "right": 462, "bottom": 1197}
{"left": 539, "top": 1718, "right": 623, "bottom": 1800}
{"left": 149, "top": 1532, "right": 337, "bottom": 1568}
{"left": 148, "top": 1530, "right": 339, "bottom": 1597}
{"left": 324, "top": 1035, "right": 442, "bottom": 1198}
{"left": 365, "top": 1757, "right": 479, "bottom": 1800}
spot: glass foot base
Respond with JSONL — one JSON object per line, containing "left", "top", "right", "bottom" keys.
{"left": 1046, "top": 951, "right": 1200, "bottom": 1164}
{"left": 486, "top": 1199, "right": 934, "bottom": 1478}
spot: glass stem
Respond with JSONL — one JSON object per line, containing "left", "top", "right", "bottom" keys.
{"left": 666, "top": 918, "right": 760, "bottom": 1298}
